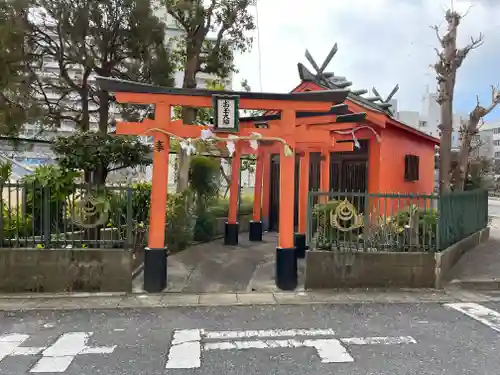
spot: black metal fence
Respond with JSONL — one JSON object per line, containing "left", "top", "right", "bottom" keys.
{"left": 0, "top": 183, "right": 148, "bottom": 250}
{"left": 307, "top": 189, "right": 488, "bottom": 253}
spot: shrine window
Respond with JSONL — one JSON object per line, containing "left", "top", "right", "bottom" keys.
{"left": 404, "top": 154, "right": 419, "bottom": 182}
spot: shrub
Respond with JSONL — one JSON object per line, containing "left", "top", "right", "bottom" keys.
{"left": 310, "top": 199, "right": 350, "bottom": 250}
{"left": 2, "top": 204, "right": 32, "bottom": 243}
{"left": 189, "top": 156, "right": 220, "bottom": 242}
{"left": 390, "top": 206, "right": 438, "bottom": 249}
{"left": 21, "top": 165, "right": 78, "bottom": 235}
{"left": 209, "top": 195, "right": 254, "bottom": 218}
{"left": 189, "top": 156, "right": 219, "bottom": 201}
{"left": 108, "top": 182, "right": 151, "bottom": 226}
{"left": 108, "top": 188, "right": 196, "bottom": 252}
{"left": 310, "top": 198, "right": 439, "bottom": 252}
{"left": 166, "top": 191, "right": 195, "bottom": 252}
{"left": 193, "top": 208, "right": 216, "bottom": 242}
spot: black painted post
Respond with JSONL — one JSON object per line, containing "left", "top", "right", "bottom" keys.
{"left": 143, "top": 247, "right": 168, "bottom": 293}
{"left": 224, "top": 222, "right": 239, "bottom": 245}
{"left": 125, "top": 187, "right": 133, "bottom": 249}
{"left": 42, "top": 185, "right": 51, "bottom": 249}
{"left": 294, "top": 233, "right": 307, "bottom": 259}
{"left": 249, "top": 220, "right": 263, "bottom": 241}
{"left": 275, "top": 247, "right": 297, "bottom": 290}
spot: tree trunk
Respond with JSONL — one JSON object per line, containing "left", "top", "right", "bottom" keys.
{"left": 98, "top": 89, "right": 110, "bottom": 133}
{"left": 176, "top": 49, "right": 200, "bottom": 193}
{"left": 439, "top": 98, "right": 453, "bottom": 193}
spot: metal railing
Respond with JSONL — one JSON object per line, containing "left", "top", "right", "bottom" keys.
{"left": 0, "top": 183, "right": 142, "bottom": 249}
{"left": 438, "top": 189, "right": 488, "bottom": 250}
{"left": 306, "top": 189, "right": 487, "bottom": 253}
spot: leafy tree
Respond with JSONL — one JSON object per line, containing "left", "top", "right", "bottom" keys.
{"left": 19, "top": 0, "right": 175, "bottom": 183}
{"left": 0, "top": 0, "right": 41, "bottom": 136}
{"left": 22, "top": 164, "right": 80, "bottom": 235}
{"left": 53, "top": 132, "right": 152, "bottom": 183}
{"left": 164, "top": 0, "right": 256, "bottom": 192}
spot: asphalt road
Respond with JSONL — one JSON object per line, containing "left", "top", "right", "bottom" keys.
{"left": 489, "top": 199, "right": 500, "bottom": 217}
{"left": 1, "top": 302, "right": 500, "bottom": 374}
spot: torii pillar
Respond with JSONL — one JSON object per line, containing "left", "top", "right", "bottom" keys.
{"left": 249, "top": 148, "right": 265, "bottom": 241}
{"left": 275, "top": 109, "right": 298, "bottom": 291}
{"left": 225, "top": 145, "right": 241, "bottom": 245}
{"left": 294, "top": 151, "right": 310, "bottom": 259}
{"left": 116, "top": 113, "right": 174, "bottom": 293}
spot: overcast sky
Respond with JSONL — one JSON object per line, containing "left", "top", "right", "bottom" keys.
{"left": 233, "top": 0, "right": 500, "bottom": 120}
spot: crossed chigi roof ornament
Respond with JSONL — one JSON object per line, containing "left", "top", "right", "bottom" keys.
{"left": 298, "top": 43, "right": 400, "bottom": 116}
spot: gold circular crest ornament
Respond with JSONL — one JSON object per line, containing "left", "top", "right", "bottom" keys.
{"left": 330, "top": 198, "right": 363, "bottom": 232}
{"left": 70, "top": 194, "right": 110, "bottom": 229}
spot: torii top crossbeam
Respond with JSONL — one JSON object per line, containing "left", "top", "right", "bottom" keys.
{"left": 97, "top": 77, "right": 350, "bottom": 110}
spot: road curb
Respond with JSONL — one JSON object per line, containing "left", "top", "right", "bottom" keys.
{"left": 449, "top": 279, "right": 500, "bottom": 291}
{"left": 0, "top": 289, "right": 496, "bottom": 311}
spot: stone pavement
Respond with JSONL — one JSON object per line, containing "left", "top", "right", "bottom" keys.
{"left": 0, "top": 288, "right": 498, "bottom": 311}
{"left": 447, "top": 221, "right": 500, "bottom": 290}
{"left": 133, "top": 232, "right": 306, "bottom": 293}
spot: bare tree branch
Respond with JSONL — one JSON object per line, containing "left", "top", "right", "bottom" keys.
{"left": 430, "top": 25, "right": 445, "bottom": 48}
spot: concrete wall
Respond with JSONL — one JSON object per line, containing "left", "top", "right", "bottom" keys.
{"left": 214, "top": 215, "right": 251, "bottom": 236}
{"left": 305, "top": 251, "right": 436, "bottom": 289}
{"left": 305, "top": 227, "right": 490, "bottom": 290}
{"left": 0, "top": 248, "right": 132, "bottom": 293}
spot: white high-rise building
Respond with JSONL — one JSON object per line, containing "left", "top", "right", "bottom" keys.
{"left": 395, "top": 87, "right": 464, "bottom": 149}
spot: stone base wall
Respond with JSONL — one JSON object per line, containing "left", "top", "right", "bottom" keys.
{"left": 305, "top": 251, "right": 436, "bottom": 289}
{"left": 305, "top": 227, "right": 490, "bottom": 290}
{"left": 0, "top": 248, "right": 132, "bottom": 293}
{"left": 214, "top": 215, "right": 251, "bottom": 236}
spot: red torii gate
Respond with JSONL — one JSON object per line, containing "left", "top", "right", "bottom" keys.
{"left": 97, "top": 76, "right": 351, "bottom": 292}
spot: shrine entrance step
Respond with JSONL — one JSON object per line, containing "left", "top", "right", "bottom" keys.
{"left": 132, "top": 233, "right": 306, "bottom": 293}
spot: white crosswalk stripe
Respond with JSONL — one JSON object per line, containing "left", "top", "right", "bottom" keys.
{"left": 0, "top": 332, "right": 116, "bottom": 373}
{"left": 445, "top": 302, "right": 500, "bottom": 333}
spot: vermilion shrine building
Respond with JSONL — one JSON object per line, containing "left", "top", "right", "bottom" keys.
{"left": 244, "top": 61, "right": 440, "bottom": 234}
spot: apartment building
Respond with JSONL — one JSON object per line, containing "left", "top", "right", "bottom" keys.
{"left": 479, "top": 121, "right": 500, "bottom": 159}
{"left": 395, "top": 89, "right": 463, "bottom": 149}
{"left": 3, "top": 5, "right": 234, "bottom": 184}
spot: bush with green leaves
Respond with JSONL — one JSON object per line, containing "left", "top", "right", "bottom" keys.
{"left": 165, "top": 191, "right": 195, "bottom": 252}
{"left": 209, "top": 195, "right": 254, "bottom": 218}
{"left": 21, "top": 165, "right": 79, "bottom": 235}
{"left": 189, "top": 156, "right": 219, "bottom": 202}
{"left": 390, "top": 206, "right": 438, "bottom": 249}
{"left": 2, "top": 203, "right": 32, "bottom": 243}
{"left": 0, "top": 160, "right": 12, "bottom": 182}
{"left": 310, "top": 199, "right": 351, "bottom": 250}
{"left": 107, "top": 183, "right": 196, "bottom": 252}
{"left": 310, "top": 199, "right": 439, "bottom": 252}
{"left": 189, "top": 156, "right": 219, "bottom": 241}
{"left": 108, "top": 182, "right": 152, "bottom": 227}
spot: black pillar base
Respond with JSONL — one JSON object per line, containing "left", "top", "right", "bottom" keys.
{"left": 294, "top": 233, "right": 307, "bottom": 259}
{"left": 275, "top": 247, "right": 298, "bottom": 291}
{"left": 249, "top": 221, "right": 263, "bottom": 242}
{"left": 224, "top": 222, "right": 239, "bottom": 246}
{"left": 262, "top": 217, "right": 269, "bottom": 232}
{"left": 143, "top": 247, "right": 167, "bottom": 293}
